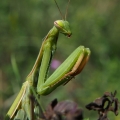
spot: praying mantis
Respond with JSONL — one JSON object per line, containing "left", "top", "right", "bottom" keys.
{"left": 6, "top": 0, "right": 91, "bottom": 120}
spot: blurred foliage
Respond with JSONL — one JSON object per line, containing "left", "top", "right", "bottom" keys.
{"left": 0, "top": 0, "right": 120, "bottom": 119}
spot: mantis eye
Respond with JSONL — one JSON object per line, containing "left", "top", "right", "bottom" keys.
{"left": 54, "top": 20, "right": 64, "bottom": 29}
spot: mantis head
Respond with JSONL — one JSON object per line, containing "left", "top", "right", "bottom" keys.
{"left": 53, "top": 0, "right": 71, "bottom": 37}
{"left": 54, "top": 20, "right": 72, "bottom": 38}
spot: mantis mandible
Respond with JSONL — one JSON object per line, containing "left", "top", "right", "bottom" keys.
{"left": 6, "top": 0, "right": 91, "bottom": 119}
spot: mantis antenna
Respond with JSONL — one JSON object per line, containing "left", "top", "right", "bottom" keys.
{"left": 54, "top": 0, "right": 64, "bottom": 20}
{"left": 65, "top": 0, "right": 70, "bottom": 20}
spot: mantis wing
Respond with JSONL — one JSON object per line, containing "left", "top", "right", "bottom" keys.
{"left": 6, "top": 81, "right": 28, "bottom": 119}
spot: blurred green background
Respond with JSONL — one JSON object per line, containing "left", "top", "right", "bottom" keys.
{"left": 0, "top": 0, "right": 120, "bottom": 119}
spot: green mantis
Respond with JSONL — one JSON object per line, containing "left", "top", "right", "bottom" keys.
{"left": 6, "top": 0, "right": 91, "bottom": 120}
